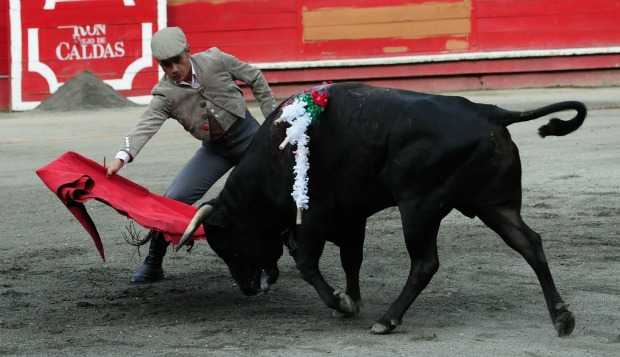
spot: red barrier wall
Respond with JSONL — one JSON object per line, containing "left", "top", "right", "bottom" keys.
{"left": 0, "top": 0, "right": 9, "bottom": 110}
{"left": 4, "top": 0, "right": 620, "bottom": 110}
{"left": 6, "top": 0, "right": 164, "bottom": 111}
{"left": 167, "top": 0, "right": 620, "bottom": 61}
{"left": 167, "top": 0, "right": 620, "bottom": 97}
{"left": 474, "top": 0, "right": 620, "bottom": 51}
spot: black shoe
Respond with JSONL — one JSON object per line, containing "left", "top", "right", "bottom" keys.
{"left": 130, "top": 232, "right": 168, "bottom": 284}
{"left": 131, "top": 259, "right": 164, "bottom": 284}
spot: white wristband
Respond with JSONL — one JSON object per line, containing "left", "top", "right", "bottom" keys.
{"left": 114, "top": 151, "right": 131, "bottom": 163}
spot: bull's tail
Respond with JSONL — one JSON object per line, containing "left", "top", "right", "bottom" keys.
{"left": 500, "top": 101, "right": 587, "bottom": 137}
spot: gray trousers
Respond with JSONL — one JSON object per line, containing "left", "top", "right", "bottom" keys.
{"left": 164, "top": 111, "right": 259, "bottom": 204}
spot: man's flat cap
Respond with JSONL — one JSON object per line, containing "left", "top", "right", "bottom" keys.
{"left": 151, "top": 27, "right": 188, "bottom": 60}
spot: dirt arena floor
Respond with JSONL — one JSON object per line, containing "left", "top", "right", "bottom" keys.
{"left": 1, "top": 87, "right": 619, "bottom": 356}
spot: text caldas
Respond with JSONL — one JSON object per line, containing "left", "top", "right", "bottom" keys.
{"left": 56, "top": 24, "right": 125, "bottom": 61}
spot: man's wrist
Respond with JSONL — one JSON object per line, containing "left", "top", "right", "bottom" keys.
{"left": 114, "top": 151, "right": 131, "bottom": 164}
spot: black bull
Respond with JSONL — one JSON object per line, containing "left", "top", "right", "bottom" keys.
{"left": 178, "top": 83, "right": 586, "bottom": 336}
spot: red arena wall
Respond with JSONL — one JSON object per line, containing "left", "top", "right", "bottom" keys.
{"left": 3, "top": 0, "right": 620, "bottom": 110}
{"left": 166, "top": 0, "right": 620, "bottom": 59}
{"left": 6, "top": 0, "right": 165, "bottom": 111}
{"left": 167, "top": 0, "right": 620, "bottom": 97}
{"left": 0, "top": 0, "right": 9, "bottom": 110}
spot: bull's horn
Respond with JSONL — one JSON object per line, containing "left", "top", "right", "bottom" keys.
{"left": 176, "top": 204, "right": 213, "bottom": 252}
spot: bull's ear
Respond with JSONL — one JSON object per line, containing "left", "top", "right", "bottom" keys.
{"left": 204, "top": 205, "right": 230, "bottom": 228}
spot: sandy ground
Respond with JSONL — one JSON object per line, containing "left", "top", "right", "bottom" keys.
{"left": 0, "top": 87, "right": 619, "bottom": 356}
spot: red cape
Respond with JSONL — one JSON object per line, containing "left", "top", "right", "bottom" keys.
{"left": 36, "top": 151, "right": 205, "bottom": 261}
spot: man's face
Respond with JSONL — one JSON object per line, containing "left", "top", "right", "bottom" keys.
{"left": 159, "top": 50, "right": 191, "bottom": 83}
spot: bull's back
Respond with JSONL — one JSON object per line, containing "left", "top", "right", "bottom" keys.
{"left": 319, "top": 83, "right": 500, "bottom": 169}
{"left": 310, "top": 83, "right": 507, "bottom": 210}
{"left": 325, "top": 82, "right": 501, "bottom": 137}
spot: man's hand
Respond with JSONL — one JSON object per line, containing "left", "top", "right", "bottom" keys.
{"left": 106, "top": 158, "right": 125, "bottom": 177}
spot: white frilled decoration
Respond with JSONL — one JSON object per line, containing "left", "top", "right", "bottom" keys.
{"left": 275, "top": 88, "right": 329, "bottom": 224}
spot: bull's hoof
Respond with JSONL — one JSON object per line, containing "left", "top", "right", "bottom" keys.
{"left": 554, "top": 310, "right": 575, "bottom": 337}
{"left": 333, "top": 290, "right": 359, "bottom": 317}
{"left": 370, "top": 320, "right": 399, "bottom": 335}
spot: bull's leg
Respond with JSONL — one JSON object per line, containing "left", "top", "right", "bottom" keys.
{"left": 293, "top": 220, "right": 359, "bottom": 316}
{"left": 336, "top": 220, "right": 366, "bottom": 316}
{"left": 372, "top": 203, "right": 441, "bottom": 334}
{"left": 477, "top": 205, "right": 575, "bottom": 337}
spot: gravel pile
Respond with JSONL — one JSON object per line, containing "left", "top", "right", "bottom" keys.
{"left": 36, "top": 71, "right": 137, "bottom": 111}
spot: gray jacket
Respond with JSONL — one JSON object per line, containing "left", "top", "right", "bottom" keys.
{"left": 120, "top": 47, "right": 275, "bottom": 161}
